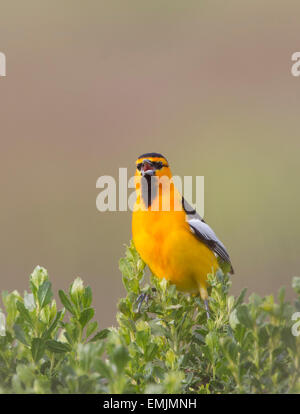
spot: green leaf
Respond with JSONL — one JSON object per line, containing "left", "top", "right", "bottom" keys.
{"left": 258, "top": 326, "right": 269, "bottom": 346}
{"left": 13, "top": 323, "right": 29, "bottom": 346}
{"left": 37, "top": 281, "right": 53, "bottom": 308}
{"left": 63, "top": 331, "right": 73, "bottom": 345}
{"left": 79, "top": 308, "right": 94, "bottom": 328}
{"left": 281, "top": 327, "right": 296, "bottom": 352}
{"left": 14, "top": 364, "right": 35, "bottom": 388}
{"left": 144, "top": 343, "right": 158, "bottom": 361}
{"left": 111, "top": 345, "right": 129, "bottom": 373}
{"left": 136, "top": 329, "right": 149, "bottom": 349}
{"left": 221, "top": 337, "right": 238, "bottom": 362}
{"left": 94, "top": 359, "right": 111, "bottom": 379}
{"left": 119, "top": 258, "right": 132, "bottom": 279}
{"left": 90, "top": 329, "right": 110, "bottom": 342}
{"left": 229, "top": 308, "right": 240, "bottom": 330}
{"left": 42, "top": 310, "right": 63, "bottom": 340}
{"left": 236, "top": 304, "right": 253, "bottom": 328}
{"left": 235, "top": 288, "right": 247, "bottom": 308}
{"left": 16, "top": 301, "right": 33, "bottom": 326}
{"left": 83, "top": 286, "right": 92, "bottom": 308}
{"left": 31, "top": 338, "right": 45, "bottom": 362}
{"left": 46, "top": 339, "right": 71, "bottom": 353}
{"left": 64, "top": 321, "right": 80, "bottom": 344}
{"left": 205, "top": 331, "right": 218, "bottom": 359}
{"left": 2, "top": 291, "right": 19, "bottom": 328}
{"left": 58, "top": 290, "right": 75, "bottom": 315}
{"left": 86, "top": 321, "right": 98, "bottom": 338}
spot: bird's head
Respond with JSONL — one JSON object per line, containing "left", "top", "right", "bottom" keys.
{"left": 135, "top": 152, "right": 172, "bottom": 179}
{"left": 134, "top": 153, "right": 180, "bottom": 210}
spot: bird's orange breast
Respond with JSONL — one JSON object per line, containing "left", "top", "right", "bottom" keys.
{"left": 132, "top": 194, "right": 218, "bottom": 293}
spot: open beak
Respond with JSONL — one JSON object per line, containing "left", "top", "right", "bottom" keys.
{"left": 141, "top": 160, "right": 155, "bottom": 176}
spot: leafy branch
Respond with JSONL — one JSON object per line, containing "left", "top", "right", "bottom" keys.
{"left": 0, "top": 244, "right": 299, "bottom": 393}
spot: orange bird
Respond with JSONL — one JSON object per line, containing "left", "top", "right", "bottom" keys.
{"left": 132, "top": 153, "right": 233, "bottom": 316}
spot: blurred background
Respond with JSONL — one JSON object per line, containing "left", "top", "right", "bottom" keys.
{"left": 0, "top": 1, "right": 300, "bottom": 327}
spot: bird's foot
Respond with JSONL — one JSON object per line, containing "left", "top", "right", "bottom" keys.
{"left": 136, "top": 292, "right": 150, "bottom": 312}
{"left": 135, "top": 288, "right": 156, "bottom": 312}
{"left": 204, "top": 299, "right": 210, "bottom": 319}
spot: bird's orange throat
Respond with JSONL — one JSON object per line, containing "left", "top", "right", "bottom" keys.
{"left": 135, "top": 175, "right": 180, "bottom": 212}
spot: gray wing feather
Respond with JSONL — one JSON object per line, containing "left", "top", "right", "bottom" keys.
{"left": 182, "top": 197, "right": 233, "bottom": 272}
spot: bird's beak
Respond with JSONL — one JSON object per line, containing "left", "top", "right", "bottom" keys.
{"left": 141, "top": 160, "right": 155, "bottom": 176}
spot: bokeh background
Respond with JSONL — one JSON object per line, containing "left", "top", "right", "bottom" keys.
{"left": 1, "top": 1, "right": 300, "bottom": 327}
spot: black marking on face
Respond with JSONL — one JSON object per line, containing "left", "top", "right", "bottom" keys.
{"left": 141, "top": 175, "right": 158, "bottom": 208}
{"left": 136, "top": 160, "right": 168, "bottom": 172}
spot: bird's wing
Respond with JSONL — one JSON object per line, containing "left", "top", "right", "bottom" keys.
{"left": 182, "top": 197, "right": 234, "bottom": 273}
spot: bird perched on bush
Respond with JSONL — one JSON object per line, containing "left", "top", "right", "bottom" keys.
{"left": 132, "top": 152, "right": 233, "bottom": 317}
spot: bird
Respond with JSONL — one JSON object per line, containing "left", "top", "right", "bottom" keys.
{"left": 132, "top": 152, "right": 233, "bottom": 317}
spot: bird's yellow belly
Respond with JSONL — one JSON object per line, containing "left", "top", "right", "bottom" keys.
{"left": 132, "top": 210, "right": 218, "bottom": 293}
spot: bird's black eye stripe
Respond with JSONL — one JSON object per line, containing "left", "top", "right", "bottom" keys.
{"left": 152, "top": 161, "right": 162, "bottom": 169}
{"left": 136, "top": 163, "right": 142, "bottom": 171}
{"left": 152, "top": 161, "right": 168, "bottom": 169}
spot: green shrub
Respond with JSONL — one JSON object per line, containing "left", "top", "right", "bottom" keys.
{"left": 0, "top": 242, "right": 299, "bottom": 393}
